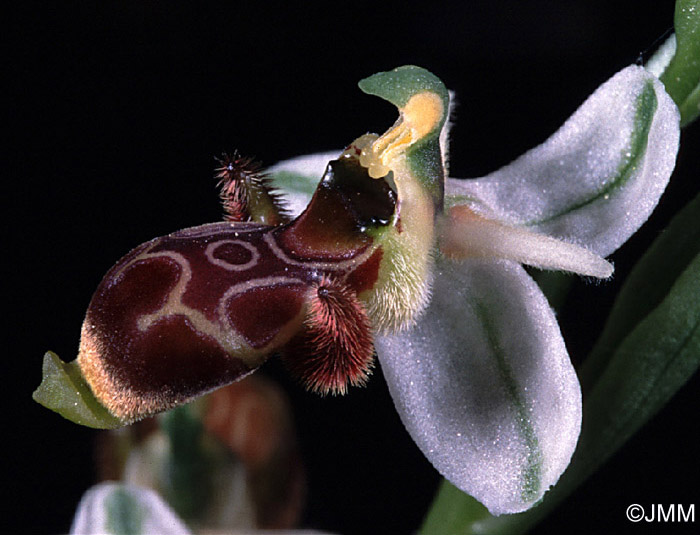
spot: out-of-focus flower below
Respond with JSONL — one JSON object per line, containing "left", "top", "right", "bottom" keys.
{"left": 94, "top": 375, "right": 305, "bottom": 532}
{"left": 69, "top": 481, "right": 333, "bottom": 535}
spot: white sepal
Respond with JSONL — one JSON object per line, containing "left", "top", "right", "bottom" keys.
{"left": 447, "top": 65, "right": 680, "bottom": 257}
{"left": 70, "top": 482, "right": 192, "bottom": 535}
{"left": 375, "top": 257, "right": 582, "bottom": 515}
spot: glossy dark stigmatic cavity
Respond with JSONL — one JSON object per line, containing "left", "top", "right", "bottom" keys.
{"left": 280, "top": 157, "right": 396, "bottom": 258}
{"left": 78, "top": 155, "right": 397, "bottom": 422}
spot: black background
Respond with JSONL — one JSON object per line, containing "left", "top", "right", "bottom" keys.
{"left": 8, "top": 1, "right": 700, "bottom": 534}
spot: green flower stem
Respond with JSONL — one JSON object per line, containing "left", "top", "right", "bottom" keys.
{"left": 660, "top": 0, "right": 700, "bottom": 127}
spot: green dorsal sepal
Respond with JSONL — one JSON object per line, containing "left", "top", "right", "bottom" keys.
{"left": 358, "top": 65, "right": 449, "bottom": 209}
{"left": 358, "top": 65, "right": 449, "bottom": 110}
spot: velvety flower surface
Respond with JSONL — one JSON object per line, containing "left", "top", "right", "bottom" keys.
{"left": 268, "top": 65, "right": 679, "bottom": 514}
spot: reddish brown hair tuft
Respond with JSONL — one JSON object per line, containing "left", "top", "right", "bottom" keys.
{"left": 215, "top": 152, "right": 289, "bottom": 225}
{"left": 283, "top": 276, "right": 374, "bottom": 395}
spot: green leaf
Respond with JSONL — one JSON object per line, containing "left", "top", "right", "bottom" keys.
{"left": 581, "top": 192, "right": 700, "bottom": 391}
{"left": 421, "top": 482, "right": 491, "bottom": 535}
{"left": 660, "top": 0, "right": 700, "bottom": 127}
{"left": 32, "top": 351, "right": 123, "bottom": 429}
{"left": 573, "top": 252, "right": 700, "bottom": 477}
{"left": 679, "top": 81, "right": 700, "bottom": 127}
{"left": 530, "top": 270, "right": 574, "bottom": 311}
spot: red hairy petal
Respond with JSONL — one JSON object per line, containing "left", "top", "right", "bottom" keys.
{"left": 215, "top": 152, "right": 258, "bottom": 222}
{"left": 283, "top": 276, "right": 375, "bottom": 395}
{"left": 215, "top": 152, "right": 290, "bottom": 225}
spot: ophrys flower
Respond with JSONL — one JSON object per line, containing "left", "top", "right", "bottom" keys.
{"left": 35, "top": 64, "right": 679, "bottom": 514}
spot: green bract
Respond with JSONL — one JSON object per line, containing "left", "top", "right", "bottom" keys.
{"left": 659, "top": 0, "right": 700, "bottom": 126}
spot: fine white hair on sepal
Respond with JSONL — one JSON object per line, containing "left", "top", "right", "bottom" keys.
{"left": 645, "top": 33, "right": 677, "bottom": 78}
{"left": 447, "top": 65, "right": 680, "bottom": 258}
{"left": 266, "top": 150, "right": 340, "bottom": 179}
{"left": 375, "top": 257, "right": 582, "bottom": 515}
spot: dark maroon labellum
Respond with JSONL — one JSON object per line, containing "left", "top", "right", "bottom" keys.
{"left": 78, "top": 155, "right": 396, "bottom": 422}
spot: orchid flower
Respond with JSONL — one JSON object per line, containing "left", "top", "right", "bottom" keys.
{"left": 69, "top": 482, "right": 332, "bottom": 535}
{"left": 98, "top": 378, "right": 306, "bottom": 530}
{"left": 266, "top": 65, "right": 680, "bottom": 514}
{"left": 34, "top": 65, "right": 679, "bottom": 517}
{"left": 70, "top": 483, "right": 193, "bottom": 535}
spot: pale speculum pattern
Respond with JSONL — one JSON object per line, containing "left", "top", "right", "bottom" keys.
{"left": 79, "top": 220, "right": 379, "bottom": 419}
